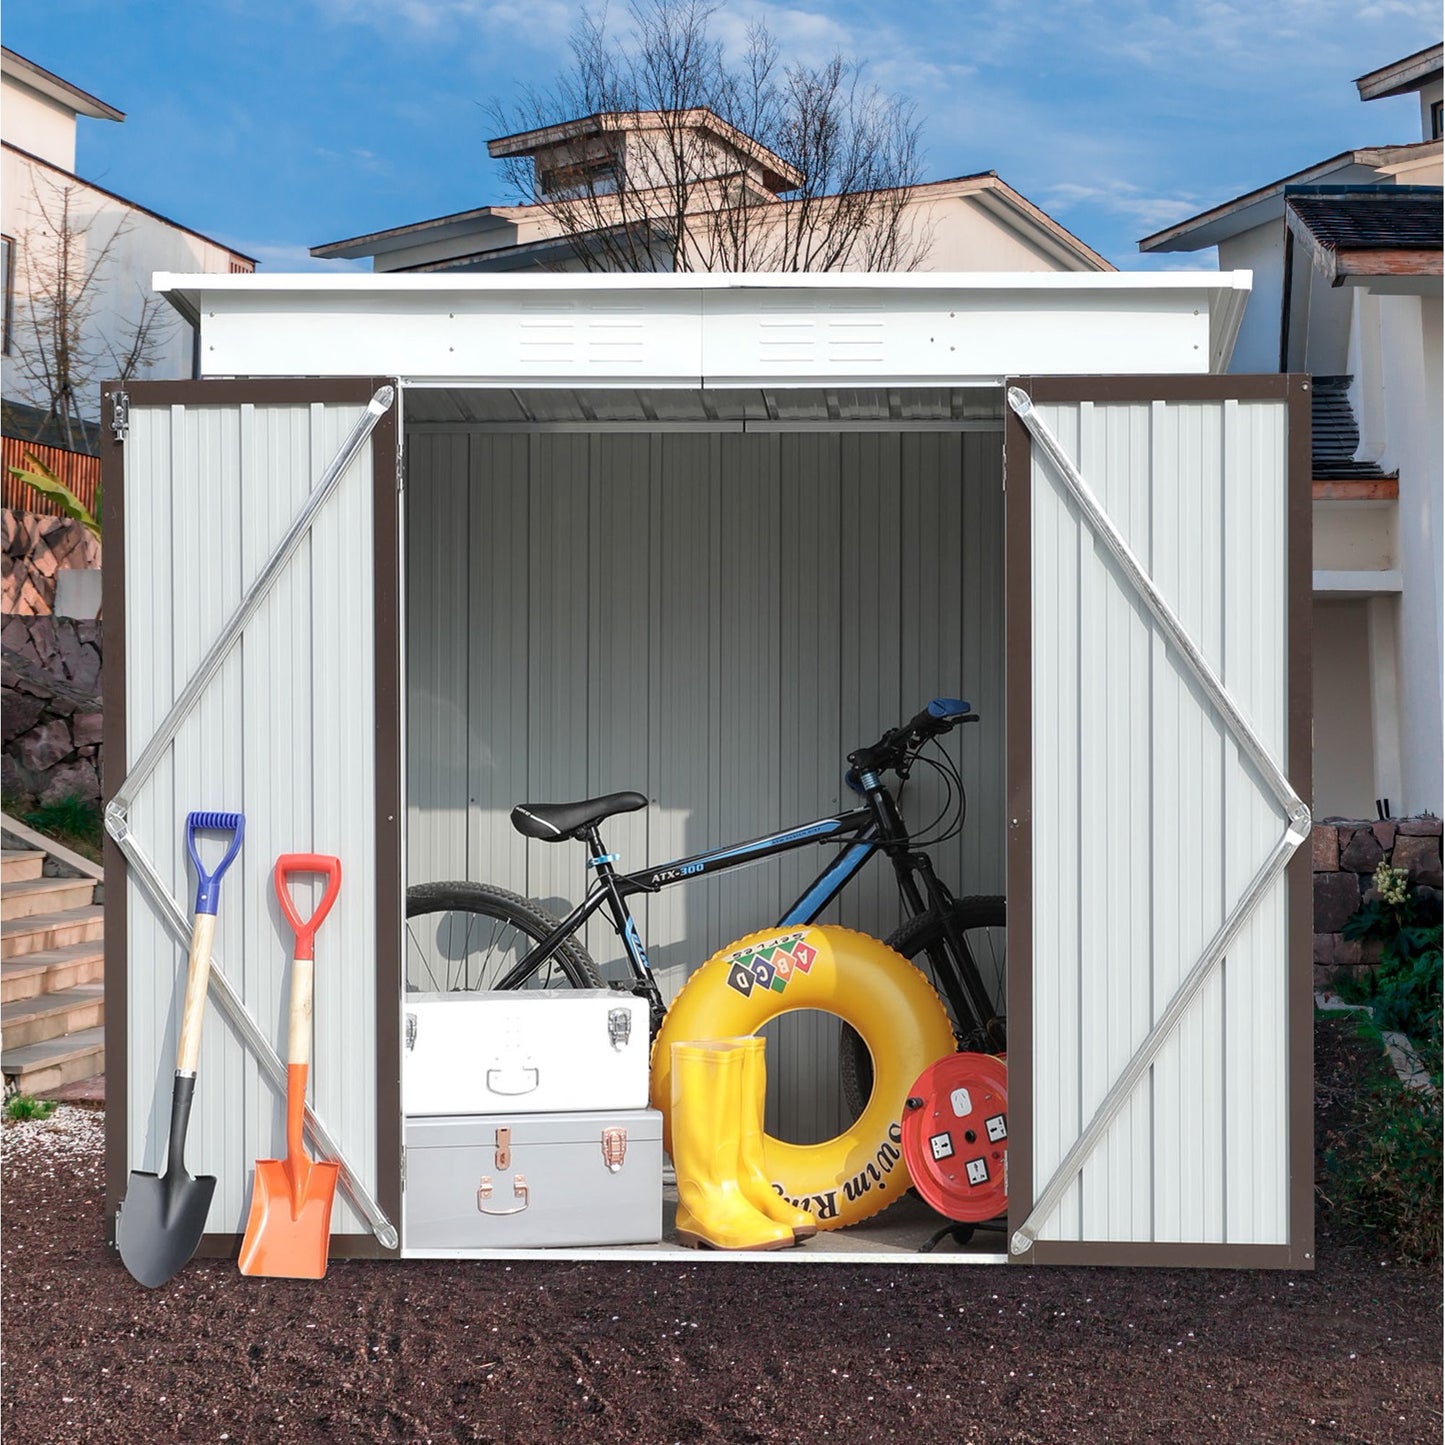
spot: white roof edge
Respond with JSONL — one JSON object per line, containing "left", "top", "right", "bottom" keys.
{"left": 156, "top": 269, "right": 1251, "bottom": 297}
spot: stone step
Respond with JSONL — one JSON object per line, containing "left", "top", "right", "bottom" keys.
{"left": 1, "top": 851, "right": 46, "bottom": 885}
{"left": 2, "top": 983, "right": 105, "bottom": 1050}
{"left": 2, "top": 1026, "right": 105, "bottom": 1098}
{"left": 1, "top": 944, "right": 106, "bottom": 1003}
{"left": 1, "top": 906, "right": 105, "bottom": 961}
{"left": 1, "top": 876, "right": 97, "bottom": 922}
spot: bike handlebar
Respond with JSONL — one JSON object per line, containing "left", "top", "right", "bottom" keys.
{"left": 846, "top": 697, "right": 978, "bottom": 783}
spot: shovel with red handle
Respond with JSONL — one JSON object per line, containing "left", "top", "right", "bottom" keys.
{"left": 238, "top": 853, "right": 342, "bottom": 1279}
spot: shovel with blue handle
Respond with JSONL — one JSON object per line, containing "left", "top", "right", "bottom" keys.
{"left": 116, "top": 811, "right": 244, "bottom": 1288}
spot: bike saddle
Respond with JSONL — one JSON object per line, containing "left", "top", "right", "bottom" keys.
{"left": 510, "top": 790, "right": 648, "bottom": 842}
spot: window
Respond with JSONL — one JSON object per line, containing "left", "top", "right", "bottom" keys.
{"left": 540, "top": 156, "right": 620, "bottom": 198}
{"left": 1431, "top": 99, "right": 1442, "bottom": 141}
{"left": 1, "top": 234, "right": 12, "bottom": 356}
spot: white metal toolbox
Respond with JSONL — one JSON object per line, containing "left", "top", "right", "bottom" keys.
{"left": 403, "top": 1109, "right": 664, "bottom": 1251}
{"left": 402, "top": 989, "right": 651, "bottom": 1116}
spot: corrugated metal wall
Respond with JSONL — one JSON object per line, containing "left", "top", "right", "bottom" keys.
{"left": 123, "top": 398, "right": 379, "bottom": 1239}
{"left": 1029, "top": 397, "right": 1290, "bottom": 1246}
{"left": 406, "top": 426, "right": 1006, "bottom": 1142}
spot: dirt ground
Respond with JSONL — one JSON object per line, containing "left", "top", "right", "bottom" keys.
{"left": 3, "top": 1017, "right": 1440, "bottom": 1445}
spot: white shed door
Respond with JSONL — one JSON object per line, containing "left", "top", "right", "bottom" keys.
{"left": 102, "top": 379, "right": 403, "bottom": 1256}
{"left": 1004, "top": 376, "right": 1314, "bottom": 1268}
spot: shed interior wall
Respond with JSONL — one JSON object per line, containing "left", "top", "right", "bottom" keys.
{"left": 401, "top": 389, "right": 1008, "bottom": 1144}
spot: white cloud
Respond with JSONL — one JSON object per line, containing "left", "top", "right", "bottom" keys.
{"left": 313, "top": 0, "right": 574, "bottom": 49}
{"left": 1035, "top": 180, "right": 1204, "bottom": 231}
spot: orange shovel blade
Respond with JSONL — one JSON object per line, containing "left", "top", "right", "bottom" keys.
{"left": 238, "top": 1156, "right": 340, "bottom": 1279}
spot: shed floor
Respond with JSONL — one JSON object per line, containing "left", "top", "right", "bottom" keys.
{"left": 644, "top": 1184, "right": 1007, "bottom": 1260}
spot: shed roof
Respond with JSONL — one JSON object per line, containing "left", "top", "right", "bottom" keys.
{"left": 153, "top": 268, "right": 1253, "bottom": 383}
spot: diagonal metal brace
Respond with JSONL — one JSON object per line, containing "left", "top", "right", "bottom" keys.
{"left": 1007, "top": 387, "right": 1309, "bottom": 1257}
{"left": 106, "top": 386, "right": 398, "bottom": 1250}
{"left": 110, "top": 387, "right": 394, "bottom": 820}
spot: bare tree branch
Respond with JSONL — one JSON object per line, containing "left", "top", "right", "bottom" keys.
{"left": 487, "top": 0, "right": 929, "bottom": 273}
{"left": 9, "top": 173, "right": 176, "bottom": 447}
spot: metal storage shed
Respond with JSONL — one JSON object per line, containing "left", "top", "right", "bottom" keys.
{"left": 103, "top": 271, "right": 1313, "bottom": 1268}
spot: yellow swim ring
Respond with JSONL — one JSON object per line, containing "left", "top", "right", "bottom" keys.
{"left": 651, "top": 924, "right": 955, "bottom": 1230}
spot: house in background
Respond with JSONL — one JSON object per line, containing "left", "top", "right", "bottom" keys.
{"left": 2, "top": 48, "right": 254, "bottom": 457}
{"left": 312, "top": 109, "right": 1112, "bottom": 275}
{"left": 1141, "top": 44, "right": 1443, "bottom": 822}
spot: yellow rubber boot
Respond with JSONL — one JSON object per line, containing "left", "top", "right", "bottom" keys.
{"left": 731, "top": 1036, "right": 818, "bottom": 1241}
{"left": 669, "top": 1042, "right": 795, "bottom": 1252}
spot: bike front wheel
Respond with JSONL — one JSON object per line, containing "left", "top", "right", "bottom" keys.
{"left": 405, "top": 881, "right": 605, "bottom": 992}
{"left": 840, "top": 895, "right": 1006, "bottom": 1121}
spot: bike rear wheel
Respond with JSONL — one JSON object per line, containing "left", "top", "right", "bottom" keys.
{"left": 840, "top": 895, "right": 1006, "bottom": 1120}
{"left": 405, "top": 882, "right": 604, "bottom": 992}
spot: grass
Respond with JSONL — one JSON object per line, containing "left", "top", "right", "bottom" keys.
{"left": 2, "top": 792, "right": 104, "bottom": 864}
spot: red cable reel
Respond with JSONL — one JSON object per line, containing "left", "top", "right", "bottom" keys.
{"left": 900, "top": 1052, "right": 1008, "bottom": 1223}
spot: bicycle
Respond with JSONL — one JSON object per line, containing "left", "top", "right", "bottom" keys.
{"left": 404, "top": 697, "right": 1006, "bottom": 1121}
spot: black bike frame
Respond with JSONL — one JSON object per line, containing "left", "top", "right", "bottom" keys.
{"left": 494, "top": 776, "right": 974, "bottom": 1030}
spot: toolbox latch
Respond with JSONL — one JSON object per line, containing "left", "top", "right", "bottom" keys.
{"left": 607, "top": 1006, "right": 632, "bottom": 1050}
{"left": 494, "top": 1126, "right": 512, "bottom": 1170}
{"left": 601, "top": 1126, "right": 628, "bottom": 1172}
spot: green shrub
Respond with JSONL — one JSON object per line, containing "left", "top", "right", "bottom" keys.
{"left": 5, "top": 1095, "right": 58, "bottom": 1122}
{"left": 1343, "top": 862, "right": 1443, "bottom": 1076}
{"left": 1324, "top": 1045, "right": 1442, "bottom": 1266}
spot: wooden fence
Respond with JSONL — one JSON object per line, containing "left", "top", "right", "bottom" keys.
{"left": 2, "top": 438, "right": 101, "bottom": 518}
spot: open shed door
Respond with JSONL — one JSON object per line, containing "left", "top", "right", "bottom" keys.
{"left": 1004, "top": 375, "right": 1313, "bottom": 1268}
{"left": 101, "top": 379, "right": 403, "bottom": 1258}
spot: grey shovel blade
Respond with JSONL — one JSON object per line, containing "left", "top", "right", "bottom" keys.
{"left": 115, "top": 1168, "right": 217, "bottom": 1287}
{"left": 116, "top": 1073, "right": 214, "bottom": 1288}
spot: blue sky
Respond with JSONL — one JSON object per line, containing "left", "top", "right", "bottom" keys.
{"left": 4, "top": 0, "right": 1439, "bottom": 271}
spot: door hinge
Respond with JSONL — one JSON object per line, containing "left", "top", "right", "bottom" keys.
{"left": 405, "top": 1013, "right": 417, "bottom": 1051}
{"left": 400, "top": 1148, "right": 407, "bottom": 1191}
{"left": 110, "top": 390, "right": 129, "bottom": 442}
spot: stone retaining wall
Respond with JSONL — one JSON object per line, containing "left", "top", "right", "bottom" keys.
{"left": 1, "top": 511, "right": 101, "bottom": 616}
{"left": 0, "top": 614, "right": 104, "bottom": 807}
{"left": 1313, "top": 815, "right": 1443, "bottom": 985}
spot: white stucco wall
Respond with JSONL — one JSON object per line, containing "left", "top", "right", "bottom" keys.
{"left": 2, "top": 147, "right": 245, "bottom": 419}
{"left": 920, "top": 193, "right": 1087, "bottom": 271}
{"left": 1218, "top": 226, "right": 1285, "bottom": 372}
{"left": 1, "top": 73, "right": 79, "bottom": 172}
{"left": 1376, "top": 289, "right": 1444, "bottom": 813}
{"left": 1312, "top": 598, "right": 1379, "bottom": 818}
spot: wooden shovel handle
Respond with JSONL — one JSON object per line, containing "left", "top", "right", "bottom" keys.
{"left": 176, "top": 912, "right": 216, "bottom": 1075}
{"left": 287, "top": 956, "right": 314, "bottom": 1069}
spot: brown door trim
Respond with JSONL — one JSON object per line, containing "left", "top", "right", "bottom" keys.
{"left": 1004, "top": 373, "right": 1313, "bottom": 1269}
{"left": 100, "top": 376, "right": 402, "bottom": 1259}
